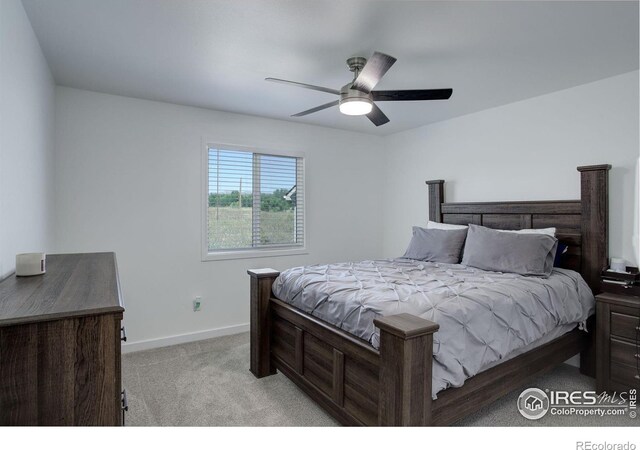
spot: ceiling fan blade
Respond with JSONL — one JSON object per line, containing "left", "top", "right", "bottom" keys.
{"left": 351, "top": 52, "right": 397, "bottom": 93}
{"left": 367, "top": 103, "right": 390, "bottom": 126}
{"left": 372, "top": 88, "right": 453, "bottom": 102}
{"left": 291, "top": 100, "right": 340, "bottom": 117}
{"left": 265, "top": 78, "right": 340, "bottom": 96}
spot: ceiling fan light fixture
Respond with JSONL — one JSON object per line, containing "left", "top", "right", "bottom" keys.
{"left": 339, "top": 98, "right": 373, "bottom": 116}
{"left": 266, "top": 51, "right": 452, "bottom": 126}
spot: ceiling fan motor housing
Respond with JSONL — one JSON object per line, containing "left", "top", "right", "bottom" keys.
{"left": 339, "top": 83, "right": 373, "bottom": 115}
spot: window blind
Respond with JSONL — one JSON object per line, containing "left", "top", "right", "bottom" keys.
{"left": 207, "top": 147, "right": 304, "bottom": 252}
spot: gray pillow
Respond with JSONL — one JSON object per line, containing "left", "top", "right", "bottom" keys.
{"left": 402, "top": 227, "right": 468, "bottom": 263}
{"left": 461, "top": 224, "right": 558, "bottom": 277}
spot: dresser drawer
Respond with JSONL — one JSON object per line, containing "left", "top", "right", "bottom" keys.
{"left": 610, "top": 338, "right": 639, "bottom": 367}
{"left": 610, "top": 311, "right": 640, "bottom": 341}
{"left": 610, "top": 362, "right": 640, "bottom": 389}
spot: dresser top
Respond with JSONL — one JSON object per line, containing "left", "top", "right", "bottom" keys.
{"left": 0, "top": 253, "right": 124, "bottom": 327}
{"left": 596, "top": 291, "right": 640, "bottom": 309}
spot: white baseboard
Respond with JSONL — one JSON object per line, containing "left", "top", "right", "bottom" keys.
{"left": 122, "top": 323, "right": 249, "bottom": 354}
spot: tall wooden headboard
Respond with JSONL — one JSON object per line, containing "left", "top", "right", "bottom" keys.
{"left": 426, "top": 164, "right": 610, "bottom": 293}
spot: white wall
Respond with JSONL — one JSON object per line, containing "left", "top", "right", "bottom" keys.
{"left": 382, "top": 71, "right": 640, "bottom": 267}
{"left": 0, "top": 0, "right": 55, "bottom": 278}
{"left": 54, "top": 87, "right": 385, "bottom": 348}
{"left": 53, "top": 72, "right": 638, "bottom": 351}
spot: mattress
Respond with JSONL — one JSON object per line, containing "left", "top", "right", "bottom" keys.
{"left": 272, "top": 258, "right": 595, "bottom": 398}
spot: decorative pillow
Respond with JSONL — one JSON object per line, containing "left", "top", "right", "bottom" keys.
{"left": 461, "top": 224, "right": 558, "bottom": 277}
{"left": 402, "top": 226, "right": 468, "bottom": 264}
{"left": 497, "top": 227, "right": 556, "bottom": 237}
{"left": 426, "top": 220, "right": 468, "bottom": 231}
{"left": 553, "top": 243, "right": 569, "bottom": 267}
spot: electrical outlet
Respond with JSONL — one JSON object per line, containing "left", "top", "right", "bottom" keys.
{"left": 193, "top": 296, "right": 202, "bottom": 312}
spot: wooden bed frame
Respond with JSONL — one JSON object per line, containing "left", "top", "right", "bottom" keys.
{"left": 248, "top": 164, "right": 610, "bottom": 426}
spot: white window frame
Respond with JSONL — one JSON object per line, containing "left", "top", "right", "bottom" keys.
{"left": 201, "top": 142, "right": 307, "bottom": 261}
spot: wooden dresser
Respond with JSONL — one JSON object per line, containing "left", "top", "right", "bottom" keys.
{"left": 595, "top": 292, "right": 640, "bottom": 393}
{"left": 0, "top": 253, "right": 126, "bottom": 426}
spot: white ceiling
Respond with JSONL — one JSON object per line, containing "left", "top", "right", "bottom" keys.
{"left": 22, "top": 0, "right": 639, "bottom": 136}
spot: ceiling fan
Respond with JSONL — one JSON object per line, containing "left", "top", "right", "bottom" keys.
{"left": 266, "top": 51, "right": 453, "bottom": 126}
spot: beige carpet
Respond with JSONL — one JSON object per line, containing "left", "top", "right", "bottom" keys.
{"left": 122, "top": 332, "right": 639, "bottom": 427}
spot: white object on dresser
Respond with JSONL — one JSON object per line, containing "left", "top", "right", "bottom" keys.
{"left": 609, "top": 257, "right": 626, "bottom": 273}
{"left": 15, "top": 253, "right": 46, "bottom": 276}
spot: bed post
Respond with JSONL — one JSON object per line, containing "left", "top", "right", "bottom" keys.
{"left": 577, "top": 164, "right": 610, "bottom": 378}
{"left": 248, "top": 268, "right": 280, "bottom": 378}
{"left": 374, "top": 313, "right": 440, "bottom": 426}
{"left": 577, "top": 164, "right": 610, "bottom": 292}
{"left": 426, "top": 179, "right": 445, "bottom": 222}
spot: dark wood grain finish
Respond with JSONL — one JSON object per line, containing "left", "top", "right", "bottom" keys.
{"left": 375, "top": 314, "right": 438, "bottom": 426}
{"left": 595, "top": 292, "right": 640, "bottom": 309}
{"left": 344, "top": 356, "right": 379, "bottom": 424}
{"left": 610, "top": 362, "right": 640, "bottom": 388}
{"left": 0, "top": 324, "right": 38, "bottom": 425}
{"left": 431, "top": 326, "right": 589, "bottom": 425}
{"left": 374, "top": 313, "right": 439, "bottom": 338}
{"left": 0, "top": 253, "right": 124, "bottom": 327}
{"left": 482, "top": 213, "right": 532, "bottom": 229}
{"left": 249, "top": 164, "right": 610, "bottom": 426}
{"left": 426, "top": 180, "right": 444, "bottom": 223}
{"left": 74, "top": 314, "right": 118, "bottom": 425}
{"left": 295, "top": 327, "right": 305, "bottom": 374}
{"left": 610, "top": 338, "right": 638, "bottom": 367}
{"left": 37, "top": 319, "right": 74, "bottom": 425}
{"left": 532, "top": 213, "right": 581, "bottom": 230}
{"left": 303, "top": 333, "right": 334, "bottom": 397}
{"left": 269, "top": 300, "right": 381, "bottom": 426}
{"left": 248, "top": 268, "right": 279, "bottom": 378}
{"left": 272, "top": 317, "right": 296, "bottom": 369}
{"left": 578, "top": 165, "right": 611, "bottom": 292}
{"left": 596, "top": 292, "right": 640, "bottom": 393}
{"left": 596, "top": 300, "right": 611, "bottom": 393}
{"left": 270, "top": 298, "right": 379, "bottom": 365}
{"left": 273, "top": 353, "right": 366, "bottom": 426}
{"left": 440, "top": 200, "right": 582, "bottom": 215}
{"left": 610, "top": 309, "right": 639, "bottom": 341}
{"left": 332, "top": 349, "right": 345, "bottom": 406}
{"left": 0, "top": 253, "right": 124, "bottom": 426}
{"left": 441, "top": 213, "right": 482, "bottom": 226}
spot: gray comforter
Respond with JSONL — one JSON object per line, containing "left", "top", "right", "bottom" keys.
{"left": 272, "top": 259, "right": 594, "bottom": 397}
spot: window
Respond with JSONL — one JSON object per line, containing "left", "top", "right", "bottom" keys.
{"left": 203, "top": 145, "right": 304, "bottom": 259}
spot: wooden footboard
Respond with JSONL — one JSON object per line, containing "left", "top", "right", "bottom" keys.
{"left": 249, "top": 269, "right": 591, "bottom": 426}
{"left": 248, "top": 269, "right": 439, "bottom": 426}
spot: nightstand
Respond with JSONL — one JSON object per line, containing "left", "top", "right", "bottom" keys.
{"left": 596, "top": 292, "right": 640, "bottom": 393}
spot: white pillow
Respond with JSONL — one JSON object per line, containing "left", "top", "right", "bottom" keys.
{"left": 426, "top": 220, "right": 468, "bottom": 231}
{"left": 497, "top": 227, "right": 556, "bottom": 237}
{"left": 427, "top": 220, "right": 555, "bottom": 237}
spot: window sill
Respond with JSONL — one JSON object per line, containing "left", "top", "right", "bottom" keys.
{"left": 202, "top": 247, "right": 308, "bottom": 262}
